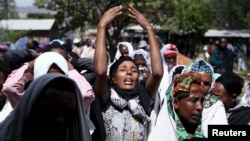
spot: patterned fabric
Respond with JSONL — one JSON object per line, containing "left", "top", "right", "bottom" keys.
{"left": 166, "top": 84, "right": 174, "bottom": 118}
{"left": 102, "top": 88, "right": 149, "bottom": 141}
{"left": 172, "top": 72, "right": 202, "bottom": 96}
{"left": 203, "top": 93, "right": 220, "bottom": 108}
{"left": 110, "top": 89, "right": 150, "bottom": 123}
{"left": 166, "top": 86, "right": 204, "bottom": 140}
{"left": 190, "top": 60, "right": 213, "bottom": 74}
{"left": 166, "top": 73, "right": 204, "bottom": 140}
{"left": 182, "top": 58, "right": 213, "bottom": 74}
{"left": 175, "top": 112, "right": 204, "bottom": 141}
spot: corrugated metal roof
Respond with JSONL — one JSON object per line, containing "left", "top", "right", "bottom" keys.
{"left": 204, "top": 29, "right": 250, "bottom": 38}
{"left": 0, "top": 19, "right": 55, "bottom": 30}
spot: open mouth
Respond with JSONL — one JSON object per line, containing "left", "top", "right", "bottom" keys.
{"left": 124, "top": 78, "right": 133, "bottom": 85}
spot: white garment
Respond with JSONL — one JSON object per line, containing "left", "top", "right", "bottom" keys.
{"left": 158, "top": 66, "right": 170, "bottom": 103}
{"left": 114, "top": 41, "right": 134, "bottom": 61}
{"left": 0, "top": 98, "right": 13, "bottom": 123}
{"left": 201, "top": 100, "right": 228, "bottom": 138}
{"left": 241, "top": 83, "right": 250, "bottom": 105}
{"left": 149, "top": 92, "right": 161, "bottom": 132}
{"left": 80, "top": 45, "right": 93, "bottom": 58}
{"left": 148, "top": 96, "right": 178, "bottom": 141}
{"left": 34, "top": 52, "right": 68, "bottom": 79}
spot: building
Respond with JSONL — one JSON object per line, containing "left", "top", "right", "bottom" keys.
{"left": 0, "top": 19, "right": 58, "bottom": 43}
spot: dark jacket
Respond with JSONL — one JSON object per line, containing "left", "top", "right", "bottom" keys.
{"left": 71, "top": 57, "right": 95, "bottom": 85}
{"left": 4, "top": 50, "right": 36, "bottom": 71}
{"left": 210, "top": 47, "right": 234, "bottom": 73}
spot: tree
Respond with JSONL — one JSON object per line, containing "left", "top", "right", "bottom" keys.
{"left": 210, "top": 0, "right": 250, "bottom": 29}
{"left": 37, "top": 0, "right": 250, "bottom": 48}
{"left": 0, "top": 0, "right": 18, "bottom": 19}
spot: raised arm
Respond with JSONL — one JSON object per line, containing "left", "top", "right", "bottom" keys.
{"left": 94, "top": 6, "right": 123, "bottom": 97}
{"left": 128, "top": 5, "right": 163, "bottom": 100}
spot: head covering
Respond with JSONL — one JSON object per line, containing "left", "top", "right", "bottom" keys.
{"left": 182, "top": 58, "right": 214, "bottom": 91}
{"left": 188, "top": 59, "right": 213, "bottom": 74}
{"left": 0, "top": 73, "right": 91, "bottom": 141}
{"left": 109, "top": 56, "right": 137, "bottom": 79}
{"left": 49, "top": 39, "right": 64, "bottom": 45}
{"left": 138, "top": 40, "right": 148, "bottom": 49}
{"left": 164, "top": 44, "right": 178, "bottom": 56}
{"left": 73, "top": 38, "right": 80, "bottom": 44}
{"left": 0, "top": 44, "right": 9, "bottom": 51}
{"left": 216, "top": 71, "right": 244, "bottom": 96}
{"left": 34, "top": 52, "right": 68, "bottom": 79}
{"left": 161, "top": 44, "right": 179, "bottom": 66}
{"left": 168, "top": 65, "right": 185, "bottom": 85}
{"left": 114, "top": 41, "right": 134, "bottom": 61}
{"left": 172, "top": 72, "right": 202, "bottom": 97}
{"left": 132, "top": 49, "right": 151, "bottom": 72}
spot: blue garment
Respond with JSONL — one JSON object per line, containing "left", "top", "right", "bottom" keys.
{"left": 210, "top": 47, "right": 234, "bottom": 73}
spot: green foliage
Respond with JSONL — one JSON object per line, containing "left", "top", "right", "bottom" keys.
{"left": 32, "top": 0, "right": 250, "bottom": 46}
{"left": 210, "top": 0, "right": 250, "bottom": 29}
{"left": 0, "top": 28, "right": 28, "bottom": 42}
{"left": 0, "top": 0, "right": 18, "bottom": 19}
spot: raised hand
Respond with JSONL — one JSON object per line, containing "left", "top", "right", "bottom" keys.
{"left": 128, "top": 5, "right": 152, "bottom": 30}
{"left": 98, "top": 5, "right": 123, "bottom": 28}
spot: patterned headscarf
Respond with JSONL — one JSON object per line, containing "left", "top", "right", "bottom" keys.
{"left": 173, "top": 72, "right": 202, "bottom": 98}
{"left": 182, "top": 58, "right": 215, "bottom": 92}
{"left": 182, "top": 58, "right": 213, "bottom": 74}
{"left": 166, "top": 72, "right": 204, "bottom": 140}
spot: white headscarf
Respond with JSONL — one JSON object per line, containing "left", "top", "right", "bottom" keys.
{"left": 132, "top": 49, "right": 152, "bottom": 72}
{"left": 34, "top": 52, "right": 69, "bottom": 79}
{"left": 114, "top": 41, "right": 134, "bottom": 61}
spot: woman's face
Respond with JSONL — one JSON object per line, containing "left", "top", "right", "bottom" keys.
{"left": 174, "top": 83, "right": 204, "bottom": 125}
{"left": 133, "top": 54, "right": 150, "bottom": 81}
{"left": 199, "top": 72, "right": 212, "bottom": 94}
{"left": 134, "top": 54, "right": 147, "bottom": 69}
{"left": 112, "top": 61, "right": 139, "bottom": 91}
{"left": 119, "top": 46, "right": 129, "bottom": 56}
{"left": 164, "top": 54, "right": 177, "bottom": 70}
{"left": 213, "top": 82, "right": 234, "bottom": 110}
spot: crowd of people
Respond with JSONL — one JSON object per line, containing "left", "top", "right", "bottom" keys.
{"left": 0, "top": 5, "right": 250, "bottom": 141}
{"left": 204, "top": 37, "right": 249, "bottom": 73}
